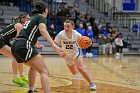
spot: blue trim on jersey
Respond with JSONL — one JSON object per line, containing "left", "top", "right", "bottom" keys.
{"left": 76, "top": 48, "right": 81, "bottom": 58}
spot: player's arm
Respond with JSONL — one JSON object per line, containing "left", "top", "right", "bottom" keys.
{"left": 54, "top": 41, "right": 58, "bottom": 45}
{"left": 54, "top": 41, "right": 65, "bottom": 57}
{"left": 38, "top": 23, "right": 64, "bottom": 57}
{"left": 14, "top": 23, "right": 23, "bottom": 36}
{"left": 39, "top": 23, "right": 56, "bottom": 47}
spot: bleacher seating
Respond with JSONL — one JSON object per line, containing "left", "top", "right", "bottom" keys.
{"left": 63, "top": 0, "right": 140, "bottom": 55}
{"left": 0, "top": 5, "right": 24, "bottom": 29}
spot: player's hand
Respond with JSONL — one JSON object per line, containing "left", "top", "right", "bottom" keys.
{"left": 58, "top": 51, "right": 66, "bottom": 58}
{"left": 52, "top": 44, "right": 65, "bottom": 57}
{"left": 35, "top": 44, "right": 44, "bottom": 48}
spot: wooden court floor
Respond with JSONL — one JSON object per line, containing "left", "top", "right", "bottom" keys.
{"left": 0, "top": 55, "right": 140, "bottom": 93}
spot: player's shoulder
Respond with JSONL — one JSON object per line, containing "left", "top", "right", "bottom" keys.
{"left": 32, "top": 14, "right": 45, "bottom": 19}
{"left": 73, "top": 30, "right": 81, "bottom": 35}
{"left": 36, "top": 14, "right": 43, "bottom": 17}
{"left": 58, "top": 30, "right": 65, "bottom": 35}
{"left": 55, "top": 30, "right": 64, "bottom": 38}
{"left": 73, "top": 30, "right": 78, "bottom": 33}
{"left": 14, "top": 23, "right": 22, "bottom": 26}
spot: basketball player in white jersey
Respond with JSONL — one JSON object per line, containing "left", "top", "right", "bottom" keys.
{"left": 54, "top": 20, "right": 96, "bottom": 90}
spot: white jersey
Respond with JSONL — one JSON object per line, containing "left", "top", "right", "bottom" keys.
{"left": 55, "top": 30, "right": 82, "bottom": 58}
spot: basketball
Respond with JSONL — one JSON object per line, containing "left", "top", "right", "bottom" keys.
{"left": 78, "top": 36, "right": 92, "bottom": 49}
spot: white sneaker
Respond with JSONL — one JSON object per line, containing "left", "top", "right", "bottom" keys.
{"left": 90, "top": 81, "right": 96, "bottom": 90}
{"left": 115, "top": 53, "right": 120, "bottom": 56}
{"left": 86, "top": 53, "right": 89, "bottom": 57}
{"left": 115, "top": 53, "right": 120, "bottom": 59}
{"left": 89, "top": 53, "right": 93, "bottom": 57}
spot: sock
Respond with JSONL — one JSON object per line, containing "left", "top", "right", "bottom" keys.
{"left": 29, "top": 87, "right": 34, "bottom": 92}
{"left": 20, "top": 73, "right": 24, "bottom": 77}
{"left": 13, "top": 74, "right": 18, "bottom": 78}
{"left": 74, "top": 72, "right": 82, "bottom": 79}
{"left": 90, "top": 81, "right": 95, "bottom": 85}
{"left": 74, "top": 72, "right": 81, "bottom": 76}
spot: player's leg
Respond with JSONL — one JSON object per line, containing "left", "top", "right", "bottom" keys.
{"left": 75, "top": 57, "right": 96, "bottom": 90}
{"left": 18, "top": 62, "right": 23, "bottom": 75}
{"left": 12, "top": 58, "right": 24, "bottom": 78}
{"left": 11, "top": 58, "right": 28, "bottom": 86}
{"left": 0, "top": 46, "right": 20, "bottom": 83}
{"left": 12, "top": 60, "right": 27, "bottom": 86}
{"left": 67, "top": 63, "right": 79, "bottom": 75}
{"left": 0, "top": 46, "right": 28, "bottom": 86}
{"left": 25, "top": 54, "right": 50, "bottom": 93}
{"left": 12, "top": 59, "right": 18, "bottom": 77}
{"left": 0, "top": 45, "right": 19, "bottom": 78}
{"left": 18, "top": 62, "right": 28, "bottom": 82}
{"left": 65, "top": 56, "right": 82, "bottom": 79}
{"left": 26, "top": 67, "right": 37, "bottom": 92}
{"left": 12, "top": 58, "right": 28, "bottom": 83}
{"left": 75, "top": 57, "right": 91, "bottom": 82}
{"left": 64, "top": 56, "right": 79, "bottom": 75}
{"left": 0, "top": 45, "right": 13, "bottom": 58}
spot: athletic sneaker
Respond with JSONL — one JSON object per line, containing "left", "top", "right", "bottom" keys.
{"left": 12, "top": 77, "right": 27, "bottom": 86}
{"left": 86, "top": 53, "right": 90, "bottom": 57}
{"left": 28, "top": 90, "right": 34, "bottom": 93}
{"left": 90, "top": 81, "right": 96, "bottom": 90}
{"left": 20, "top": 75, "right": 28, "bottom": 83}
{"left": 89, "top": 53, "right": 93, "bottom": 57}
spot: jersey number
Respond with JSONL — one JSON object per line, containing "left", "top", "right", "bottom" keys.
{"left": 66, "top": 45, "right": 73, "bottom": 49}
{"left": 23, "top": 20, "right": 31, "bottom": 29}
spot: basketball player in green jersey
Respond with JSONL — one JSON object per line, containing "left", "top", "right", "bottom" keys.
{"left": 11, "top": 1, "right": 63, "bottom": 93}
{"left": 0, "top": 13, "right": 30, "bottom": 86}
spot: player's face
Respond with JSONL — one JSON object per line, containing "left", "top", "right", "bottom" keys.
{"left": 21, "top": 15, "right": 30, "bottom": 24}
{"left": 24, "top": 15, "right": 30, "bottom": 21}
{"left": 64, "top": 23, "right": 73, "bottom": 32}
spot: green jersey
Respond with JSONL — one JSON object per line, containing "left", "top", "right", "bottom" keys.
{"left": 0, "top": 24, "right": 16, "bottom": 41}
{"left": 17, "top": 14, "right": 47, "bottom": 45}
